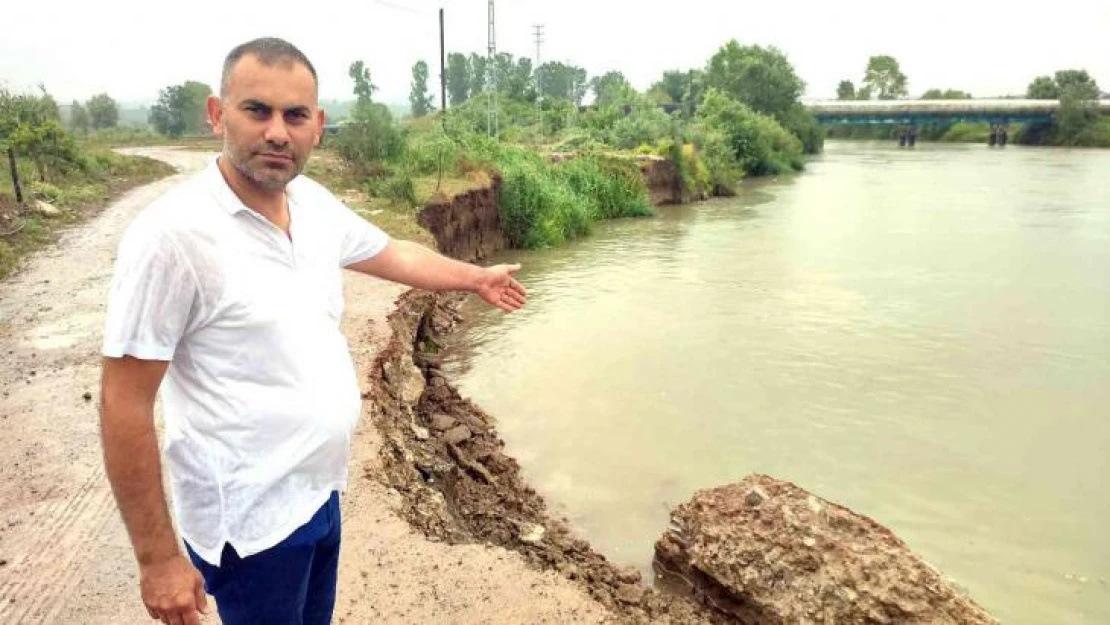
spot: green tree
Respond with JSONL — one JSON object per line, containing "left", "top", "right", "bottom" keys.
{"left": 348, "top": 61, "right": 377, "bottom": 106}
{"left": 862, "top": 55, "right": 908, "bottom": 100}
{"left": 469, "top": 53, "right": 488, "bottom": 97}
{"left": 148, "top": 81, "right": 211, "bottom": 137}
{"left": 836, "top": 80, "right": 856, "bottom": 100}
{"left": 922, "top": 88, "right": 971, "bottom": 99}
{"left": 69, "top": 100, "right": 90, "bottom": 135}
{"left": 491, "top": 53, "right": 515, "bottom": 96}
{"left": 409, "top": 60, "right": 434, "bottom": 118}
{"left": 590, "top": 71, "right": 635, "bottom": 107}
{"left": 86, "top": 93, "right": 119, "bottom": 129}
{"left": 649, "top": 71, "right": 689, "bottom": 104}
{"left": 334, "top": 102, "right": 405, "bottom": 173}
{"left": 537, "top": 62, "right": 588, "bottom": 105}
{"left": 502, "top": 57, "right": 534, "bottom": 102}
{"left": 1053, "top": 69, "right": 1099, "bottom": 101}
{"left": 695, "top": 88, "right": 803, "bottom": 177}
{"left": 1, "top": 90, "right": 83, "bottom": 184}
{"left": 1026, "top": 76, "right": 1058, "bottom": 99}
{"left": 705, "top": 40, "right": 804, "bottom": 118}
{"left": 1026, "top": 70, "right": 1098, "bottom": 101}
{"left": 37, "top": 87, "right": 61, "bottom": 122}
{"left": 682, "top": 70, "right": 708, "bottom": 115}
{"left": 447, "top": 53, "right": 470, "bottom": 106}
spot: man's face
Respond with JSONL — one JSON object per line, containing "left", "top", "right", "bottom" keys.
{"left": 209, "top": 55, "right": 324, "bottom": 192}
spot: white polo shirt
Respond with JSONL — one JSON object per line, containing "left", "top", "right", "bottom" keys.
{"left": 102, "top": 158, "right": 389, "bottom": 566}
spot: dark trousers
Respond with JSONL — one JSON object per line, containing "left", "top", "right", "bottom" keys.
{"left": 186, "top": 491, "right": 341, "bottom": 625}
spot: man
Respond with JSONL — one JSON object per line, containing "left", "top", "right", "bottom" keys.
{"left": 100, "top": 37, "right": 526, "bottom": 625}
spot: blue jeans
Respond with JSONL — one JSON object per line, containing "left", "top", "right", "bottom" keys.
{"left": 185, "top": 492, "right": 341, "bottom": 625}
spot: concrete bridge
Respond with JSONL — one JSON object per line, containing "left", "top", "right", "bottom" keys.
{"left": 806, "top": 99, "right": 1110, "bottom": 146}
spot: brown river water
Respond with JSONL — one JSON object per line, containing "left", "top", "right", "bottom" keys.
{"left": 442, "top": 141, "right": 1110, "bottom": 624}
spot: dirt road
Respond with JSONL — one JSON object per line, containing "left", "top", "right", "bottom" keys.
{"left": 0, "top": 148, "right": 611, "bottom": 624}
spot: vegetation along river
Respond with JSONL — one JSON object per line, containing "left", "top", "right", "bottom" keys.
{"left": 441, "top": 141, "right": 1110, "bottom": 624}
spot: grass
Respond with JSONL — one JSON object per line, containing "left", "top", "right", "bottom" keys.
{"left": 495, "top": 147, "right": 652, "bottom": 249}
{"left": 78, "top": 128, "right": 223, "bottom": 151}
{"left": 304, "top": 149, "right": 492, "bottom": 249}
{"left": 0, "top": 150, "right": 174, "bottom": 281}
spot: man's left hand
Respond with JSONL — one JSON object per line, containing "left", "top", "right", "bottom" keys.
{"left": 475, "top": 264, "right": 527, "bottom": 312}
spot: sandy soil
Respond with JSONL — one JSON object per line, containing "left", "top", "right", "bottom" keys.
{"left": 0, "top": 147, "right": 612, "bottom": 624}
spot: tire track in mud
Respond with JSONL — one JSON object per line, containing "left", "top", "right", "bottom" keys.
{"left": 0, "top": 148, "right": 211, "bottom": 624}
{"left": 0, "top": 467, "right": 116, "bottom": 624}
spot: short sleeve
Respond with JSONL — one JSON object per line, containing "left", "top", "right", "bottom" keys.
{"left": 102, "top": 228, "right": 199, "bottom": 361}
{"left": 335, "top": 202, "right": 390, "bottom": 267}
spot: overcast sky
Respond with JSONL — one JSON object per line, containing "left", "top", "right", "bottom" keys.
{"left": 3, "top": 0, "right": 1108, "bottom": 107}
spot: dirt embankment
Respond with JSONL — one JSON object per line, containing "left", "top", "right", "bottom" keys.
{"left": 635, "top": 156, "right": 684, "bottom": 206}
{"left": 366, "top": 290, "right": 723, "bottom": 624}
{"left": 415, "top": 161, "right": 684, "bottom": 264}
{"left": 371, "top": 170, "right": 997, "bottom": 624}
{"left": 366, "top": 165, "right": 728, "bottom": 623}
{"left": 417, "top": 175, "right": 506, "bottom": 262}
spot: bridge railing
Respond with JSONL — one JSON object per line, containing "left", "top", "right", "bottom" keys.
{"left": 806, "top": 99, "right": 1110, "bottom": 125}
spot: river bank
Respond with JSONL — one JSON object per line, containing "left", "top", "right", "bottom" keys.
{"left": 432, "top": 141, "right": 1110, "bottom": 623}
{"left": 0, "top": 145, "right": 1006, "bottom": 623}
{"left": 0, "top": 148, "right": 616, "bottom": 624}
{"left": 365, "top": 145, "right": 1007, "bottom": 622}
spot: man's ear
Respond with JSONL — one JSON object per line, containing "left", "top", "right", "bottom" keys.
{"left": 314, "top": 108, "right": 325, "bottom": 147}
{"left": 207, "top": 95, "right": 225, "bottom": 137}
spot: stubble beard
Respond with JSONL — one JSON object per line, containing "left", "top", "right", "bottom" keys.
{"left": 224, "top": 138, "right": 305, "bottom": 193}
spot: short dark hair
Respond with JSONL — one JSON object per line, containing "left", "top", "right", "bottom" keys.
{"left": 221, "top": 37, "right": 318, "bottom": 96}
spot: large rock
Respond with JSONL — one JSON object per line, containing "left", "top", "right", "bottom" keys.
{"left": 34, "top": 200, "right": 61, "bottom": 217}
{"left": 654, "top": 474, "right": 997, "bottom": 624}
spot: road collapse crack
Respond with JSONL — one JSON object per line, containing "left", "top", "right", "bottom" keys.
{"left": 365, "top": 289, "right": 726, "bottom": 624}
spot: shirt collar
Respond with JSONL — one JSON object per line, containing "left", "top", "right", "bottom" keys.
{"left": 205, "top": 156, "right": 299, "bottom": 215}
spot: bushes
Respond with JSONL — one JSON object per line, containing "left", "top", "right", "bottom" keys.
{"left": 496, "top": 147, "right": 651, "bottom": 249}
{"left": 939, "top": 122, "right": 992, "bottom": 143}
{"left": 557, "top": 155, "right": 652, "bottom": 220}
{"left": 578, "top": 96, "right": 673, "bottom": 150}
{"left": 497, "top": 148, "right": 590, "bottom": 248}
{"left": 334, "top": 103, "right": 406, "bottom": 175}
{"left": 776, "top": 105, "right": 825, "bottom": 155}
{"left": 368, "top": 172, "right": 417, "bottom": 207}
{"left": 687, "top": 127, "right": 744, "bottom": 195}
{"left": 696, "top": 88, "right": 803, "bottom": 177}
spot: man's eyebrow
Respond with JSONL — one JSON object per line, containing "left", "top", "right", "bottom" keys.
{"left": 240, "top": 100, "right": 310, "bottom": 115}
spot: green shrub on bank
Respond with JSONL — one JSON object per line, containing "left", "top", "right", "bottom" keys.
{"left": 1, "top": 149, "right": 171, "bottom": 280}
{"left": 696, "top": 89, "right": 803, "bottom": 177}
{"left": 334, "top": 103, "right": 406, "bottom": 175}
{"left": 686, "top": 128, "right": 743, "bottom": 195}
{"left": 558, "top": 155, "right": 652, "bottom": 220}
{"left": 1067, "top": 117, "right": 1110, "bottom": 147}
{"left": 777, "top": 104, "right": 825, "bottom": 155}
{"left": 496, "top": 148, "right": 590, "bottom": 248}
{"left": 495, "top": 147, "right": 652, "bottom": 249}
{"left": 367, "top": 172, "right": 417, "bottom": 207}
{"left": 940, "top": 122, "right": 992, "bottom": 143}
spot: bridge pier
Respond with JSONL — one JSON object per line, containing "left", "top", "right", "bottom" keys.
{"left": 898, "top": 124, "right": 918, "bottom": 148}
{"left": 988, "top": 122, "right": 1009, "bottom": 147}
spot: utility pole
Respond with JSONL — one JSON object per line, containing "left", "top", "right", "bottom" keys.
{"left": 439, "top": 8, "right": 447, "bottom": 115}
{"left": 533, "top": 24, "right": 544, "bottom": 142}
{"left": 487, "top": 0, "right": 498, "bottom": 139}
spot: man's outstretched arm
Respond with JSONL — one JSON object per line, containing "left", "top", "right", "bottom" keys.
{"left": 347, "top": 239, "right": 527, "bottom": 312}
{"left": 100, "top": 356, "right": 208, "bottom": 625}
